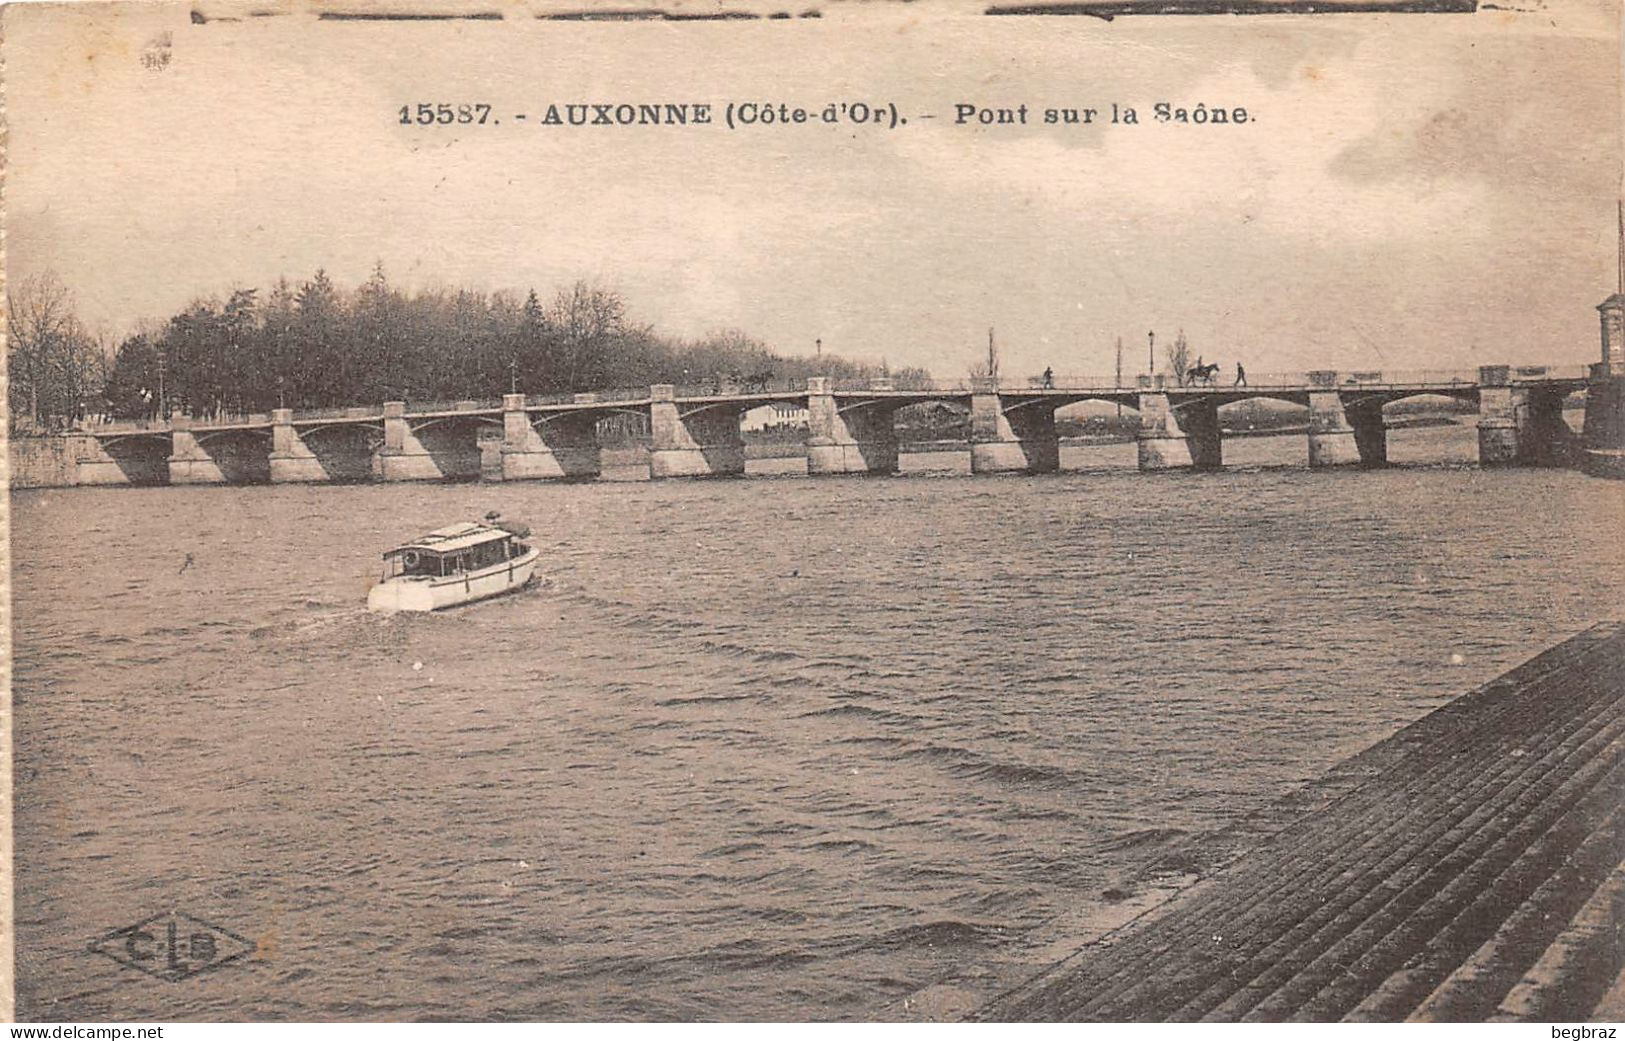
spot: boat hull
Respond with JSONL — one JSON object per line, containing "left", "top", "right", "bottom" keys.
{"left": 367, "top": 548, "right": 540, "bottom": 612}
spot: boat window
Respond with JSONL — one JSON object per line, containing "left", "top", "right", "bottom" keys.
{"left": 394, "top": 549, "right": 441, "bottom": 577}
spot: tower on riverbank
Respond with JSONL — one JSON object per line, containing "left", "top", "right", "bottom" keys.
{"left": 1599, "top": 201, "right": 1625, "bottom": 376}
{"left": 1579, "top": 201, "right": 1625, "bottom": 475}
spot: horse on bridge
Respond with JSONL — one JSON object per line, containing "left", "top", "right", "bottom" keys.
{"left": 1185, "top": 362, "right": 1221, "bottom": 386}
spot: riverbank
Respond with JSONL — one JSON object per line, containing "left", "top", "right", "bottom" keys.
{"left": 975, "top": 622, "right": 1625, "bottom": 1023}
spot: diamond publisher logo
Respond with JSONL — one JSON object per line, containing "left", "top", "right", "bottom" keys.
{"left": 89, "top": 910, "right": 254, "bottom": 982}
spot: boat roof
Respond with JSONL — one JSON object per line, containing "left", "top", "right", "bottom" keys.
{"left": 390, "top": 522, "right": 516, "bottom": 555}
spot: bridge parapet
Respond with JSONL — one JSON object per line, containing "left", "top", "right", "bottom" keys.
{"left": 403, "top": 397, "right": 503, "bottom": 416}
{"left": 1021, "top": 374, "right": 1135, "bottom": 390}
{"left": 825, "top": 376, "right": 972, "bottom": 394}
{"left": 80, "top": 410, "right": 275, "bottom": 434}
{"left": 290, "top": 405, "right": 379, "bottom": 423}
{"left": 668, "top": 377, "right": 808, "bottom": 398}
{"left": 1510, "top": 364, "right": 1591, "bottom": 382}
{"left": 78, "top": 417, "right": 171, "bottom": 435}
{"left": 523, "top": 386, "right": 650, "bottom": 408}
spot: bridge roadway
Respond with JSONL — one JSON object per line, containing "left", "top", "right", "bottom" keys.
{"left": 63, "top": 364, "right": 1615, "bottom": 486}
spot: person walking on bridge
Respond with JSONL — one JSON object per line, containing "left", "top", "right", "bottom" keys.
{"left": 1042, "top": 366, "right": 1054, "bottom": 389}
{"left": 1234, "top": 362, "right": 1248, "bottom": 387}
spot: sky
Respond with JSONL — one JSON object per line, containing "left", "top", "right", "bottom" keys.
{"left": 5, "top": 0, "right": 1622, "bottom": 381}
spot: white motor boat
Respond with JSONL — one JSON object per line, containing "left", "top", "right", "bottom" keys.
{"left": 367, "top": 518, "right": 539, "bottom": 612}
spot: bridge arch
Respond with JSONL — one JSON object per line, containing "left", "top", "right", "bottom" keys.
{"left": 679, "top": 396, "right": 805, "bottom": 421}
{"left": 295, "top": 421, "right": 384, "bottom": 440}
{"left": 409, "top": 413, "right": 501, "bottom": 435}
{"left": 530, "top": 405, "right": 644, "bottom": 427}
{"left": 1357, "top": 388, "right": 1481, "bottom": 410}
{"left": 1000, "top": 391, "right": 1139, "bottom": 414}
{"left": 1192, "top": 390, "right": 1310, "bottom": 411}
{"left": 95, "top": 431, "right": 171, "bottom": 450}
{"left": 195, "top": 427, "right": 271, "bottom": 446}
{"left": 281, "top": 420, "right": 382, "bottom": 482}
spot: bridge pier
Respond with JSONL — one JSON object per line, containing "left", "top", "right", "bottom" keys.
{"left": 1180, "top": 398, "right": 1222, "bottom": 470}
{"left": 167, "top": 415, "right": 228, "bottom": 484}
{"left": 1136, "top": 392, "right": 1190, "bottom": 470}
{"left": 1306, "top": 386, "right": 1360, "bottom": 467}
{"left": 1137, "top": 391, "right": 1221, "bottom": 471}
{"left": 806, "top": 377, "right": 899, "bottom": 475}
{"left": 1477, "top": 367, "right": 1572, "bottom": 467}
{"left": 648, "top": 384, "right": 746, "bottom": 478}
{"left": 1524, "top": 385, "right": 1575, "bottom": 465}
{"left": 269, "top": 409, "right": 331, "bottom": 482}
{"left": 375, "top": 401, "right": 483, "bottom": 481}
{"left": 1348, "top": 399, "right": 1388, "bottom": 466}
{"left": 1306, "top": 384, "right": 1386, "bottom": 468}
{"left": 970, "top": 379, "right": 1060, "bottom": 474}
{"left": 69, "top": 434, "right": 123, "bottom": 485}
{"left": 492, "top": 394, "right": 603, "bottom": 481}
{"left": 377, "top": 402, "right": 441, "bottom": 481}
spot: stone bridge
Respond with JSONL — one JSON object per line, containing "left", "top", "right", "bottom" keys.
{"left": 65, "top": 364, "right": 1616, "bottom": 486}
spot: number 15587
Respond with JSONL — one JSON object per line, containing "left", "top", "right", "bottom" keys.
{"left": 399, "top": 103, "right": 494, "bottom": 125}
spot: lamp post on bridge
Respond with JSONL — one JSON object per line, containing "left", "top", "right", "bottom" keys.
{"left": 1148, "top": 331, "right": 1155, "bottom": 377}
{"left": 1116, "top": 335, "right": 1124, "bottom": 415}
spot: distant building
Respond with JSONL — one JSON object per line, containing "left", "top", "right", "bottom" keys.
{"left": 741, "top": 403, "right": 807, "bottom": 431}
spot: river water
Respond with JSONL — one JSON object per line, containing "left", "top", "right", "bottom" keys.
{"left": 12, "top": 422, "right": 1624, "bottom": 1020}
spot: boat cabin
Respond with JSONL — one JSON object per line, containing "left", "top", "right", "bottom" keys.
{"left": 382, "top": 523, "right": 531, "bottom": 580}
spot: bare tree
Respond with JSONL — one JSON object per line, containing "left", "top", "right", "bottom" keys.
{"left": 7, "top": 271, "right": 99, "bottom": 430}
{"left": 1166, "top": 328, "right": 1192, "bottom": 386}
{"left": 549, "top": 281, "right": 628, "bottom": 389}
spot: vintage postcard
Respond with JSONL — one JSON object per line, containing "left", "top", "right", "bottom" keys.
{"left": 3, "top": 0, "right": 1623, "bottom": 1027}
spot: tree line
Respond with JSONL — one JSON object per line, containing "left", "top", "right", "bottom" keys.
{"left": 8, "top": 265, "right": 922, "bottom": 428}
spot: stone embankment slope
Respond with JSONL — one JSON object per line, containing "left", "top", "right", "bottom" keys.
{"left": 980, "top": 622, "right": 1625, "bottom": 1023}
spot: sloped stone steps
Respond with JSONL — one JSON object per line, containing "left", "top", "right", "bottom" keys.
{"left": 979, "top": 623, "right": 1625, "bottom": 1023}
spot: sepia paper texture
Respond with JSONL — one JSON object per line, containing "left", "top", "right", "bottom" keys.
{"left": 3, "top": 0, "right": 1622, "bottom": 1024}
